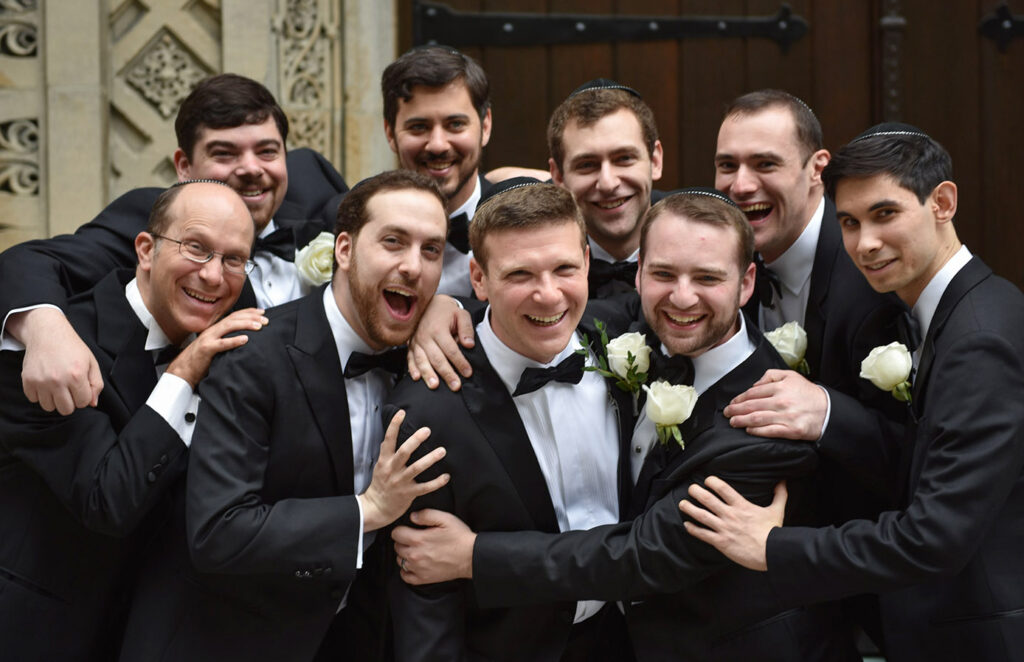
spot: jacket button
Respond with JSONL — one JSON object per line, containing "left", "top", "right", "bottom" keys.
{"left": 146, "top": 471, "right": 157, "bottom": 483}
{"left": 295, "top": 570, "right": 303, "bottom": 578}
{"left": 160, "top": 454, "right": 169, "bottom": 464}
{"left": 184, "top": 412, "right": 196, "bottom": 423}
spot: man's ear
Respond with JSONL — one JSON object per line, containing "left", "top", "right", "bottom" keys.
{"left": 469, "top": 257, "right": 489, "bottom": 302}
{"left": 650, "top": 140, "right": 664, "bottom": 182}
{"left": 738, "top": 260, "right": 757, "bottom": 307}
{"left": 335, "top": 232, "right": 353, "bottom": 273}
{"left": 807, "top": 148, "right": 831, "bottom": 186}
{"left": 172, "top": 149, "right": 192, "bottom": 180}
{"left": 384, "top": 120, "right": 398, "bottom": 154}
{"left": 136, "top": 232, "right": 156, "bottom": 274}
{"left": 549, "top": 158, "right": 563, "bottom": 186}
{"left": 480, "top": 108, "right": 493, "bottom": 148}
{"left": 932, "top": 180, "right": 958, "bottom": 223}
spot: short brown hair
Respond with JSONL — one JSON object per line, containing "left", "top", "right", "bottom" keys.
{"left": 335, "top": 170, "right": 446, "bottom": 239}
{"left": 723, "top": 89, "right": 822, "bottom": 164}
{"left": 381, "top": 46, "right": 490, "bottom": 130}
{"left": 639, "top": 193, "right": 754, "bottom": 273}
{"left": 548, "top": 88, "right": 659, "bottom": 172}
{"left": 174, "top": 74, "right": 289, "bottom": 160}
{"left": 469, "top": 183, "right": 585, "bottom": 270}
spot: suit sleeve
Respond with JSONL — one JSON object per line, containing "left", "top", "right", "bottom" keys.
{"left": 766, "top": 330, "right": 1024, "bottom": 605}
{"left": 0, "top": 351, "right": 186, "bottom": 537}
{"left": 384, "top": 402, "right": 469, "bottom": 662}
{"left": 0, "top": 188, "right": 159, "bottom": 318}
{"left": 472, "top": 440, "right": 817, "bottom": 608}
{"left": 185, "top": 341, "right": 361, "bottom": 581}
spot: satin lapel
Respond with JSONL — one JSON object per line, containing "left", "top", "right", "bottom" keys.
{"left": 286, "top": 287, "right": 354, "bottom": 494}
{"left": 459, "top": 345, "right": 560, "bottom": 534}
{"left": 803, "top": 200, "right": 839, "bottom": 380}
{"left": 236, "top": 278, "right": 258, "bottom": 310}
{"left": 94, "top": 271, "right": 156, "bottom": 418}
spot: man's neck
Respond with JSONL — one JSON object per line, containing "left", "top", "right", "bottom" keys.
{"left": 447, "top": 171, "right": 480, "bottom": 216}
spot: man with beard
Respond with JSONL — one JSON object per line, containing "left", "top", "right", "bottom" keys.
{"left": 680, "top": 123, "right": 1024, "bottom": 662}
{"left": 0, "top": 181, "right": 266, "bottom": 660}
{"left": 117, "top": 171, "right": 451, "bottom": 662}
{"left": 387, "top": 181, "right": 637, "bottom": 661}
{"left": 391, "top": 190, "right": 858, "bottom": 661}
{"left": 0, "top": 73, "right": 347, "bottom": 416}
{"left": 548, "top": 78, "right": 664, "bottom": 300}
{"left": 379, "top": 45, "right": 493, "bottom": 297}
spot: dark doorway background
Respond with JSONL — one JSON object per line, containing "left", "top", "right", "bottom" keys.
{"left": 401, "top": 1, "right": 1024, "bottom": 288}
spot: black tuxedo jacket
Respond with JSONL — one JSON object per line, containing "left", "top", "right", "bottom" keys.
{"left": 769, "top": 257, "right": 1024, "bottom": 662}
{"left": 119, "top": 286, "right": 376, "bottom": 662}
{"left": 0, "top": 147, "right": 346, "bottom": 315}
{"left": 469, "top": 321, "right": 858, "bottom": 662}
{"left": 385, "top": 315, "right": 637, "bottom": 662}
{"left": 0, "top": 270, "right": 187, "bottom": 661}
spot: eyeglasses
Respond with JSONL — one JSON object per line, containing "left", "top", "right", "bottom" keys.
{"left": 152, "top": 235, "right": 255, "bottom": 275}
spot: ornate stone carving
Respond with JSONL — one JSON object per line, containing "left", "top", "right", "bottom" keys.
{"left": 0, "top": 118, "right": 40, "bottom": 196}
{"left": 276, "top": 0, "right": 338, "bottom": 156}
{"left": 124, "top": 29, "right": 213, "bottom": 119}
{"left": 0, "top": 0, "right": 38, "bottom": 57}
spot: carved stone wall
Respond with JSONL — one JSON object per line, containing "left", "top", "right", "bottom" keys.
{"left": 0, "top": 0, "right": 397, "bottom": 252}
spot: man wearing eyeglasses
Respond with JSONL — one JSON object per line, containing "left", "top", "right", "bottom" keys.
{"left": 0, "top": 181, "right": 266, "bottom": 661}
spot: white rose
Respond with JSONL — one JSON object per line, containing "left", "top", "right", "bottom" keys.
{"left": 860, "top": 342, "right": 913, "bottom": 391}
{"left": 643, "top": 380, "right": 698, "bottom": 426}
{"left": 606, "top": 332, "right": 651, "bottom": 379}
{"left": 764, "top": 321, "right": 808, "bottom": 369}
{"left": 295, "top": 232, "right": 335, "bottom": 287}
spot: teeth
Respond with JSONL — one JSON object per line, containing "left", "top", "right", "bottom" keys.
{"left": 384, "top": 287, "right": 413, "bottom": 298}
{"left": 595, "top": 197, "right": 628, "bottom": 209}
{"left": 526, "top": 312, "right": 565, "bottom": 325}
{"left": 239, "top": 189, "right": 265, "bottom": 198}
{"left": 666, "top": 312, "right": 702, "bottom": 325}
{"left": 426, "top": 160, "right": 455, "bottom": 170}
{"left": 740, "top": 202, "right": 771, "bottom": 212}
{"left": 184, "top": 287, "right": 217, "bottom": 303}
{"left": 864, "top": 259, "right": 894, "bottom": 272}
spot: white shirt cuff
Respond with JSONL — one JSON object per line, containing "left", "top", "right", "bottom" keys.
{"left": 146, "top": 373, "right": 200, "bottom": 447}
{"left": 816, "top": 385, "right": 832, "bottom": 440}
{"left": 354, "top": 495, "right": 365, "bottom": 569}
{"left": 1, "top": 304, "right": 63, "bottom": 351}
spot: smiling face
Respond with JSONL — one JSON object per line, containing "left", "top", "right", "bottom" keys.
{"left": 836, "top": 174, "right": 958, "bottom": 307}
{"left": 551, "top": 108, "right": 663, "bottom": 260}
{"left": 136, "top": 184, "right": 254, "bottom": 345}
{"left": 714, "top": 106, "right": 828, "bottom": 263}
{"left": 385, "top": 81, "right": 492, "bottom": 214}
{"left": 173, "top": 117, "right": 287, "bottom": 233}
{"left": 333, "top": 187, "right": 447, "bottom": 350}
{"left": 470, "top": 220, "right": 589, "bottom": 364}
{"left": 639, "top": 213, "right": 755, "bottom": 358}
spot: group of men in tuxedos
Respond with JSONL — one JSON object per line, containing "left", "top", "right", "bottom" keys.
{"left": 0, "top": 41, "right": 1022, "bottom": 662}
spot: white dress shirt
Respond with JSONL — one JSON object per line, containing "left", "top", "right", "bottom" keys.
{"left": 478, "top": 310, "right": 620, "bottom": 623}
{"left": 437, "top": 177, "right": 482, "bottom": 298}
{"left": 588, "top": 238, "right": 639, "bottom": 264}
{"left": 249, "top": 219, "right": 313, "bottom": 308}
{"left": 910, "top": 244, "right": 972, "bottom": 370}
{"left": 760, "top": 196, "right": 825, "bottom": 331}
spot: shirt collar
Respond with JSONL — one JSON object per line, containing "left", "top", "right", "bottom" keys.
{"left": 765, "top": 196, "right": 825, "bottom": 295}
{"left": 125, "top": 277, "right": 179, "bottom": 351}
{"left": 450, "top": 175, "right": 482, "bottom": 221}
{"left": 476, "top": 306, "right": 582, "bottom": 395}
{"left": 323, "top": 285, "right": 381, "bottom": 372}
{"left": 663, "top": 313, "right": 754, "bottom": 395}
{"left": 588, "top": 238, "right": 639, "bottom": 264}
{"left": 912, "top": 244, "right": 973, "bottom": 339}
{"left": 259, "top": 219, "right": 278, "bottom": 238}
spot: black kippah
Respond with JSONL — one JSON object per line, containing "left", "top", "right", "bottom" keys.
{"left": 478, "top": 176, "right": 545, "bottom": 207}
{"left": 664, "top": 186, "right": 740, "bottom": 209}
{"left": 850, "top": 122, "right": 931, "bottom": 143}
{"left": 568, "top": 78, "right": 642, "bottom": 100}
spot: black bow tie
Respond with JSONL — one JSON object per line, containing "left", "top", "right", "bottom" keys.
{"left": 513, "top": 352, "right": 586, "bottom": 397}
{"left": 344, "top": 348, "right": 407, "bottom": 379}
{"left": 897, "top": 310, "right": 922, "bottom": 353}
{"left": 448, "top": 213, "right": 471, "bottom": 254}
{"left": 153, "top": 344, "right": 182, "bottom": 367}
{"left": 649, "top": 351, "right": 695, "bottom": 385}
{"left": 589, "top": 258, "right": 638, "bottom": 293}
{"left": 754, "top": 253, "right": 783, "bottom": 310}
{"left": 254, "top": 226, "right": 296, "bottom": 262}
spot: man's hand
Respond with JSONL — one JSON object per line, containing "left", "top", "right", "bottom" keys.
{"left": 679, "top": 476, "right": 787, "bottom": 571}
{"left": 724, "top": 369, "right": 827, "bottom": 440}
{"left": 407, "top": 295, "right": 474, "bottom": 391}
{"left": 392, "top": 509, "right": 476, "bottom": 584}
{"left": 166, "top": 308, "right": 268, "bottom": 389}
{"left": 10, "top": 308, "right": 103, "bottom": 414}
{"left": 358, "top": 409, "right": 449, "bottom": 532}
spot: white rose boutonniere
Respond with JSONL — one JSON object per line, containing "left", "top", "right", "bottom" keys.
{"left": 765, "top": 321, "right": 809, "bottom": 374}
{"left": 577, "top": 319, "right": 651, "bottom": 414}
{"left": 860, "top": 342, "right": 913, "bottom": 403}
{"left": 643, "top": 380, "right": 698, "bottom": 449}
{"left": 295, "top": 232, "right": 335, "bottom": 287}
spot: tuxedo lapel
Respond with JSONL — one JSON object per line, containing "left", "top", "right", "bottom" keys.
{"left": 93, "top": 272, "right": 156, "bottom": 419}
{"left": 803, "top": 199, "right": 839, "bottom": 380}
{"left": 286, "top": 287, "right": 354, "bottom": 494}
{"left": 459, "top": 345, "right": 560, "bottom": 534}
